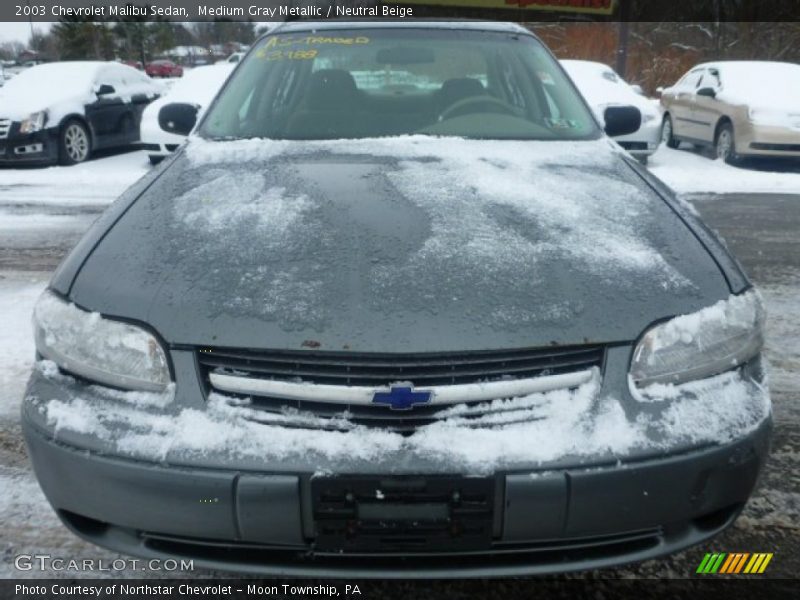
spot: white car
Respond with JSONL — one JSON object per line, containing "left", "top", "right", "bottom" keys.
{"left": 562, "top": 60, "right": 662, "bottom": 163}
{"left": 140, "top": 63, "right": 235, "bottom": 164}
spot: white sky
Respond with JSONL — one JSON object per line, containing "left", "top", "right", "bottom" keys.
{"left": 0, "top": 22, "right": 53, "bottom": 46}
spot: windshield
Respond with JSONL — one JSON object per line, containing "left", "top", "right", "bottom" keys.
{"left": 199, "top": 28, "right": 600, "bottom": 141}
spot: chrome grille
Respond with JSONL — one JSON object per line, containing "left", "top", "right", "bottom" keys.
{"left": 198, "top": 345, "right": 604, "bottom": 387}
{"left": 0, "top": 119, "right": 10, "bottom": 140}
{"left": 198, "top": 345, "right": 605, "bottom": 432}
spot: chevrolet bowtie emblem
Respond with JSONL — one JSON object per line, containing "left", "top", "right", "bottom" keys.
{"left": 371, "top": 384, "right": 434, "bottom": 411}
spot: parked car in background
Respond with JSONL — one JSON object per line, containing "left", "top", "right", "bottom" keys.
{"left": 660, "top": 61, "right": 800, "bottom": 163}
{"left": 224, "top": 52, "right": 245, "bottom": 64}
{"left": 24, "top": 22, "right": 770, "bottom": 577}
{"left": 145, "top": 59, "right": 183, "bottom": 78}
{"left": 140, "top": 63, "right": 235, "bottom": 164}
{"left": 0, "top": 61, "right": 163, "bottom": 166}
{"left": 562, "top": 60, "right": 662, "bottom": 163}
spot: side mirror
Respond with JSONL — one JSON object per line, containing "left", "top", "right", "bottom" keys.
{"left": 96, "top": 84, "right": 115, "bottom": 96}
{"left": 604, "top": 105, "right": 642, "bottom": 137}
{"left": 158, "top": 103, "right": 199, "bottom": 136}
{"left": 697, "top": 87, "right": 716, "bottom": 98}
{"left": 655, "top": 86, "right": 665, "bottom": 96}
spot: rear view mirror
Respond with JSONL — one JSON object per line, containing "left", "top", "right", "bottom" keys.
{"left": 96, "top": 84, "right": 115, "bottom": 96}
{"left": 697, "top": 87, "right": 717, "bottom": 98}
{"left": 604, "top": 105, "right": 642, "bottom": 137}
{"left": 158, "top": 103, "right": 199, "bottom": 136}
{"left": 376, "top": 46, "right": 435, "bottom": 65}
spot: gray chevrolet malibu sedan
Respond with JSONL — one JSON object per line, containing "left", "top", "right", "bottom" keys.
{"left": 23, "top": 21, "right": 771, "bottom": 577}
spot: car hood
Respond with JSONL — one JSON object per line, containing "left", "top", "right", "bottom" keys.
{"left": 0, "top": 87, "right": 88, "bottom": 121}
{"left": 68, "top": 136, "right": 730, "bottom": 353}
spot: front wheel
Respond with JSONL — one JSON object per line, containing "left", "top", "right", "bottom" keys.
{"left": 715, "top": 123, "right": 738, "bottom": 164}
{"left": 59, "top": 120, "right": 91, "bottom": 165}
{"left": 661, "top": 115, "right": 679, "bottom": 149}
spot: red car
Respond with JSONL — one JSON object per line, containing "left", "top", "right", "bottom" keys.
{"left": 122, "top": 60, "right": 143, "bottom": 70}
{"left": 145, "top": 60, "right": 183, "bottom": 78}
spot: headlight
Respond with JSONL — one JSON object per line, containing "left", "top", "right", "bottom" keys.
{"left": 33, "top": 290, "right": 170, "bottom": 392}
{"left": 19, "top": 111, "right": 47, "bottom": 134}
{"left": 748, "top": 107, "right": 789, "bottom": 127}
{"left": 630, "top": 290, "right": 765, "bottom": 388}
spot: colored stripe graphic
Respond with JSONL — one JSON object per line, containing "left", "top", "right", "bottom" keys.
{"left": 758, "top": 553, "right": 773, "bottom": 573}
{"left": 698, "top": 552, "right": 772, "bottom": 575}
{"left": 710, "top": 553, "right": 726, "bottom": 573}
{"left": 744, "top": 553, "right": 774, "bottom": 574}
{"left": 697, "top": 553, "right": 727, "bottom": 574}
{"left": 696, "top": 553, "right": 713, "bottom": 574}
{"left": 733, "top": 553, "right": 750, "bottom": 573}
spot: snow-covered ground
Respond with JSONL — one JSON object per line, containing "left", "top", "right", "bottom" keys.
{"left": 0, "top": 273, "right": 46, "bottom": 419}
{"left": 649, "top": 145, "right": 800, "bottom": 195}
{"left": 0, "top": 150, "right": 150, "bottom": 207}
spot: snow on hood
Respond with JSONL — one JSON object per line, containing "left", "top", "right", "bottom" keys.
{"left": 37, "top": 360, "right": 770, "bottom": 472}
{"left": 69, "top": 134, "right": 729, "bottom": 352}
{"left": 0, "top": 62, "right": 100, "bottom": 120}
{"left": 185, "top": 135, "right": 686, "bottom": 283}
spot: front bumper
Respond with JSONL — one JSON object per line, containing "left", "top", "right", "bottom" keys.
{"left": 0, "top": 125, "right": 59, "bottom": 166}
{"left": 23, "top": 415, "right": 771, "bottom": 577}
{"left": 22, "top": 355, "right": 772, "bottom": 577}
{"left": 736, "top": 122, "right": 800, "bottom": 158}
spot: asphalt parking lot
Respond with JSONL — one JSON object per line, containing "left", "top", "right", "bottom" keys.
{"left": 0, "top": 148, "right": 798, "bottom": 583}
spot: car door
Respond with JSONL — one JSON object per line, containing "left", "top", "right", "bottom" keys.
{"left": 85, "top": 66, "right": 127, "bottom": 149}
{"left": 663, "top": 68, "right": 704, "bottom": 139}
{"left": 692, "top": 66, "right": 724, "bottom": 144}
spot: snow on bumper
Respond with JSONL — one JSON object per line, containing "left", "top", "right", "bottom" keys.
{"left": 22, "top": 355, "right": 771, "bottom": 474}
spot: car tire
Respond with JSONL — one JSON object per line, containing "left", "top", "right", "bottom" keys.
{"left": 661, "top": 115, "right": 679, "bottom": 149}
{"left": 715, "top": 122, "right": 738, "bottom": 165}
{"left": 149, "top": 155, "right": 164, "bottom": 166}
{"left": 59, "top": 119, "right": 91, "bottom": 165}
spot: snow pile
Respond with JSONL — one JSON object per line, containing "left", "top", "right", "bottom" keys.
{"left": 37, "top": 365, "right": 770, "bottom": 472}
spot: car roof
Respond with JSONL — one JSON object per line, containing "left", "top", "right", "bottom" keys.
{"left": 268, "top": 20, "right": 532, "bottom": 36}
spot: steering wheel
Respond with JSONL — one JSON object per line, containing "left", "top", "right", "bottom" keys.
{"left": 439, "top": 95, "right": 519, "bottom": 121}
